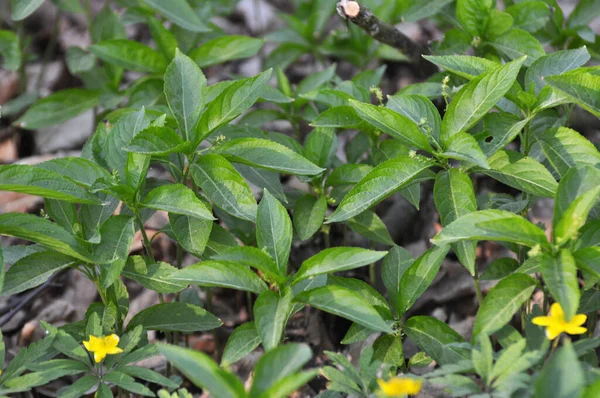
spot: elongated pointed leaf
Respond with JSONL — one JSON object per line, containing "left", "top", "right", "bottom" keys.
{"left": 221, "top": 322, "right": 261, "bottom": 366}
{"left": 173, "top": 260, "right": 268, "bottom": 294}
{"left": 158, "top": 344, "right": 246, "bottom": 398}
{"left": 249, "top": 343, "right": 313, "bottom": 398}
{"left": 442, "top": 57, "right": 525, "bottom": 140}
{"left": 122, "top": 256, "right": 187, "bottom": 294}
{"left": 294, "top": 285, "right": 392, "bottom": 333}
{"left": 440, "top": 131, "right": 490, "bottom": 169}
{"left": 90, "top": 40, "right": 167, "bottom": 73}
{"left": 472, "top": 273, "right": 537, "bottom": 338}
{"left": 256, "top": 190, "right": 292, "bottom": 275}
{"left": 489, "top": 29, "right": 545, "bottom": 66}
{"left": 95, "top": 215, "right": 135, "bottom": 288}
{"left": 482, "top": 150, "right": 558, "bottom": 197}
{"left": 0, "top": 165, "right": 101, "bottom": 204}
{"left": 404, "top": 316, "right": 469, "bottom": 365}
{"left": 432, "top": 209, "right": 550, "bottom": 249}
{"left": 293, "top": 195, "right": 327, "bottom": 241}
{"left": 170, "top": 214, "right": 212, "bottom": 257}
{"left": 191, "top": 154, "right": 257, "bottom": 222}
{"left": 387, "top": 94, "right": 442, "bottom": 147}
{"left": 142, "top": 184, "right": 215, "bottom": 220}
{"left": 545, "top": 71, "right": 600, "bottom": 117}
{"left": 11, "top": 0, "right": 44, "bottom": 21}
{"left": 128, "top": 303, "right": 222, "bottom": 332}
{"left": 525, "top": 47, "right": 590, "bottom": 95}
{"left": 190, "top": 36, "right": 264, "bottom": 68}
{"left": 164, "top": 49, "right": 206, "bottom": 141}
{"left": 535, "top": 341, "right": 585, "bottom": 398}
{"left": 123, "top": 126, "right": 187, "bottom": 155}
{"left": 554, "top": 186, "right": 600, "bottom": 246}
{"left": 194, "top": 70, "right": 272, "bottom": 145}
{"left": 434, "top": 169, "right": 477, "bottom": 274}
{"left": 15, "top": 89, "right": 100, "bottom": 130}
{"left": 382, "top": 246, "right": 414, "bottom": 314}
{"left": 347, "top": 210, "right": 394, "bottom": 245}
{"left": 422, "top": 55, "right": 498, "bottom": 79}
{"left": 215, "top": 138, "right": 324, "bottom": 176}
{"left": 254, "top": 290, "right": 292, "bottom": 351}
{"left": 399, "top": 245, "right": 450, "bottom": 314}
{"left": 540, "top": 250, "right": 579, "bottom": 321}
{"left": 0, "top": 213, "right": 92, "bottom": 262}
{"left": 327, "top": 156, "right": 435, "bottom": 223}
{"left": 142, "top": 0, "right": 210, "bottom": 32}
{"left": 349, "top": 99, "right": 433, "bottom": 152}
{"left": 1, "top": 251, "right": 74, "bottom": 296}
{"left": 293, "top": 247, "right": 387, "bottom": 283}
{"left": 535, "top": 127, "right": 600, "bottom": 178}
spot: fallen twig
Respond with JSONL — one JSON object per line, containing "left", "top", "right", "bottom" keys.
{"left": 336, "top": 0, "right": 438, "bottom": 77}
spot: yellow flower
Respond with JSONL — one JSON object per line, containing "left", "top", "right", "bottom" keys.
{"left": 532, "top": 302, "right": 587, "bottom": 340}
{"left": 377, "top": 377, "right": 422, "bottom": 397}
{"left": 83, "top": 334, "right": 124, "bottom": 363}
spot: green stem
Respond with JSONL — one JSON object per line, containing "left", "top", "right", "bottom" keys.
{"left": 16, "top": 21, "right": 27, "bottom": 94}
{"left": 473, "top": 275, "right": 484, "bottom": 306}
{"left": 136, "top": 216, "right": 154, "bottom": 262}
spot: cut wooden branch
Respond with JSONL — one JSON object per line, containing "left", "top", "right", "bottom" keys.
{"left": 336, "top": 1, "right": 438, "bottom": 77}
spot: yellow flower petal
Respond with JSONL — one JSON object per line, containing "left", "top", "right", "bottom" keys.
{"left": 549, "top": 302, "right": 564, "bottom": 321}
{"left": 377, "top": 377, "right": 422, "bottom": 396}
{"left": 532, "top": 315, "right": 552, "bottom": 326}
{"left": 104, "top": 334, "right": 120, "bottom": 347}
{"left": 105, "top": 346, "right": 124, "bottom": 355}
{"left": 94, "top": 351, "right": 106, "bottom": 363}
{"left": 545, "top": 324, "right": 564, "bottom": 340}
{"left": 565, "top": 325, "right": 587, "bottom": 335}
{"left": 569, "top": 314, "right": 587, "bottom": 327}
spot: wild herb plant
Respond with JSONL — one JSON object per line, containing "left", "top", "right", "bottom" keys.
{"left": 0, "top": 0, "right": 599, "bottom": 397}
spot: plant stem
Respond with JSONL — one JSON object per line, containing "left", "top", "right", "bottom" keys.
{"left": 473, "top": 275, "right": 484, "bottom": 306}
{"left": 16, "top": 21, "right": 27, "bottom": 93}
{"left": 36, "top": 9, "right": 61, "bottom": 91}
{"left": 136, "top": 216, "right": 154, "bottom": 262}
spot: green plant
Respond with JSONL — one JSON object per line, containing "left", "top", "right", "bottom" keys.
{"left": 0, "top": 0, "right": 600, "bottom": 397}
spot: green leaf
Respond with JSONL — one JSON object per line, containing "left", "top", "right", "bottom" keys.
{"left": 480, "top": 112, "right": 531, "bottom": 157}
{"left": 567, "top": 0, "right": 600, "bottom": 28}
{"left": 1, "top": 251, "right": 74, "bottom": 296}
{"left": 215, "top": 137, "right": 324, "bottom": 176}
{"left": 574, "top": 247, "right": 600, "bottom": 288}
{"left": 45, "top": 199, "right": 77, "bottom": 233}
{"left": 386, "top": 94, "right": 442, "bottom": 148}
{"left": 399, "top": 245, "right": 450, "bottom": 314}
{"left": 235, "top": 164, "right": 287, "bottom": 204}
{"left": 304, "top": 128, "right": 337, "bottom": 168}
{"left": 472, "top": 273, "right": 537, "bottom": 338}
{"left": 525, "top": 47, "right": 590, "bottom": 95}
{"left": 434, "top": 169, "right": 477, "bottom": 275}
{"left": 158, "top": 344, "right": 245, "bottom": 398}
{"left": 258, "top": 370, "right": 318, "bottom": 398}
{"left": 191, "top": 154, "right": 257, "bottom": 222}
{"left": 58, "top": 374, "right": 99, "bottom": 398}
{"left": 431, "top": 209, "right": 550, "bottom": 249}
{"left": 95, "top": 215, "right": 135, "bottom": 288}
{"left": 190, "top": 36, "right": 264, "bottom": 68}
{"left": 347, "top": 210, "right": 394, "bottom": 245}
{"left": 0, "top": 30, "right": 21, "bottom": 70}
{"left": 0, "top": 164, "right": 101, "bottom": 204}
{"left": 249, "top": 343, "right": 313, "bottom": 398}
{"left": 545, "top": 71, "right": 600, "bottom": 117}
{"left": 221, "top": 322, "right": 261, "bottom": 367}
{"left": 170, "top": 214, "right": 212, "bottom": 257}
{"left": 440, "top": 131, "right": 490, "bottom": 169}
{"left": 128, "top": 303, "right": 222, "bottom": 333}
{"left": 212, "top": 247, "right": 283, "bottom": 285}
{"left": 195, "top": 70, "right": 272, "bottom": 145}
{"left": 506, "top": 1, "right": 550, "bottom": 33}
{"left": 142, "top": 0, "right": 209, "bottom": 32}
{"left": 141, "top": 184, "right": 215, "bottom": 220}
{"left": 118, "top": 366, "right": 179, "bottom": 389}
{"left": 456, "top": 0, "right": 492, "bottom": 36}
{"left": 381, "top": 246, "right": 413, "bottom": 314}
{"left": 534, "top": 127, "right": 600, "bottom": 178}
{"left": 535, "top": 341, "right": 585, "bottom": 398}
{"left": 256, "top": 190, "right": 293, "bottom": 275}
{"left": 554, "top": 166, "right": 600, "bottom": 230}
{"left": 293, "top": 247, "right": 387, "bottom": 283}
{"left": 37, "top": 157, "right": 112, "bottom": 189}
{"left": 122, "top": 256, "right": 187, "bottom": 294}
{"left": 349, "top": 99, "right": 432, "bottom": 152}
{"left": 146, "top": 15, "right": 177, "bottom": 59}
{"left": 310, "top": 106, "right": 363, "bottom": 128}
{"left": 164, "top": 49, "right": 206, "bottom": 142}
{"left": 554, "top": 186, "right": 600, "bottom": 246}
{"left": 404, "top": 316, "right": 469, "bottom": 365}
{"left": 489, "top": 29, "right": 545, "bottom": 66}
{"left": 372, "top": 334, "right": 404, "bottom": 368}
{"left": 482, "top": 150, "right": 558, "bottom": 197}
{"left": 485, "top": 10, "right": 513, "bottom": 38}
{"left": 422, "top": 54, "right": 498, "bottom": 79}
{"left": 90, "top": 39, "right": 167, "bottom": 73}
{"left": 254, "top": 290, "right": 292, "bottom": 351}
{"left": 293, "top": 195, "right": 327, "bottom": 241}
{"left": 124, "top": 126, "right": 187, "bottom": 155}
{"left": 481, "top": 257, "right": 520, "bottom": 280}
{"left": 326, "top": 164, "right": 373, "bottom": 187}
{"left": 0, "top": 213, "right": 92, "bottom": 262}
{"left": 102, "top": 372, "right": 153, "bottom": 397}
{"left": 540, "top": 250, "right": 580, "bottom": 321}
{"left": 11, "top": 0, "right": 44, "bottom": 20}
{"left": 173, "top": 260, "right": 268, "bottom": 294}
{"left": 15, "top": 89, "right": 100, "bottom": 130}
{"left": 327, "top": 155, "right": 435, "bottom": 223}
{"left": 294, "top": 285, "right": 392, "bottom": 333}
{"left": 442, "top": 57, "right": 525, "bottom": 140}
{"left": 472, "top": 333, "right": 493, "bottom": 384}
